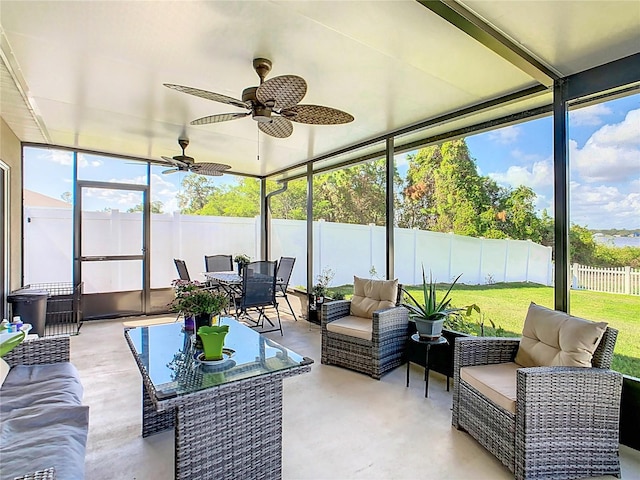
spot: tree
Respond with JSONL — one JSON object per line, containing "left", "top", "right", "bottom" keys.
{"left": 314, "top": 159, "right": 400, "bottom": 226}
{"left": 177, "top": 174, "right": 216, "bottom": 213}
{"left": 60, "top": 191, "right": 72, "bottom": 203}
{"left": 127, "top": 201, "right": 164, "bottom": 214}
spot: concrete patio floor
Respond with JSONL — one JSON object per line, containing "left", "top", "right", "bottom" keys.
{"left": 70, "top": 302, "right": 640, "bottom": 480}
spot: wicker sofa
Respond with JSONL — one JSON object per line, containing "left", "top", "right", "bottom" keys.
{"left": 452, "top": 304, "right": 622, "bottom": 480}
{"left": 321, "top": 277, "right": 408, "bottom": 379}
{"left": 1, "top": 336, "right": 89, "bottom": 480}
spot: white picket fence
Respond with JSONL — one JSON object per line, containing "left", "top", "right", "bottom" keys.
{"left": 572, "top": 263, "right": 640, "bottom": 296}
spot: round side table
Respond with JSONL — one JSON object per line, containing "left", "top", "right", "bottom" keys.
{"left": 406, "top": 333, "right": 448, "bottom": 398}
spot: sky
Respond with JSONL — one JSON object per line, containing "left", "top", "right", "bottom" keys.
{"left": 24, "top": 93, "right": 639, "bottom": 230}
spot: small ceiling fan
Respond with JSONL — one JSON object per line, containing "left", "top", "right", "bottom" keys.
{"left": 164, "top": 58, "right": 354, "bottom": 138}
{"left": 161, "top": 138, "right": 231, "bottom": 176}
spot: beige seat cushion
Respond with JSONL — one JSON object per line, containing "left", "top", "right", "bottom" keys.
{"left": 514, "top": 302, "right": 607, "bottom": 368}
{"left": 326, "top": 315, "right": 372, "bottom": 341}
{"left": 350, "top": 276, "right": 398, "bottom": 319}
{"left": 460, "top": 362, "right": 520, "bottom": 414}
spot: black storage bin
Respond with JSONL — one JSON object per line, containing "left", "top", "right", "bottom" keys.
{"left": 7, "top": 289, "right": 48, "bottom": 336}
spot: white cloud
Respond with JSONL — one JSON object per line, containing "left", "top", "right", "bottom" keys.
{"left": 488, "top": 159, "right": 553, "bottom": 189}
{"left": 488, "top": 125, "right": 521, "bottom": 144}
{"left": 570, "top": 181, "right": 640, "bottom": 229}
{"left": 569, "top": 103, "right": 612, "bottom": 126}
{"left": 571, "top": 109, "right": 640, "bottom": 183}
{"left": 41, "top": 150, "right": 73, "bottom": 165}
{"left": 151, "top": 173, "right": 179, "bottom": 212}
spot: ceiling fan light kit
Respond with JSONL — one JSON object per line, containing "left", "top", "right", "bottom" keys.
{"left": 164, "top": 58, "right": 354, "bottom": 139}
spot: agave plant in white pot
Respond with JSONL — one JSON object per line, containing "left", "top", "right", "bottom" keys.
{"left": 402, "top": 266, "right": 463, "bottom": 339}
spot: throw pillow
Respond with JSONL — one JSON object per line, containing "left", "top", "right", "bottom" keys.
{"left": 514, "top": 302, "right": 607, "bottom": 368}
{"left": 350, "top": 276, "right": 398, "bottom": 319}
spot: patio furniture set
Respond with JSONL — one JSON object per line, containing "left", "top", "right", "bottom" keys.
{"left": 320, "top": 276, "right": 623, "bottom": 480}
{"left": 173, "top": 255, "right": 297, "bottom": 336}
{"left": 0, "top": 270, "right": 623, "bottom": 480}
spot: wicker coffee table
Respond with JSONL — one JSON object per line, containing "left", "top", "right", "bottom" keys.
{"left": 125, "top": 317, "right": 312, "bottom": 480}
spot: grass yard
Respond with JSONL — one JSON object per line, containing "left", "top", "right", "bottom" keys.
{"left": 330, "top": 282, "right": 640, "bottom": 378}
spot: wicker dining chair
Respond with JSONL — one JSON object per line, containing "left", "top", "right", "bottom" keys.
{"left": 452, "top": 303, "right": 622, "bottom": 480}
{"left": 321, "top": 276, "right": 408, "bottom": 379}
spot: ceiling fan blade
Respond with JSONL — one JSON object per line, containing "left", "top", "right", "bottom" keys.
{"left": 258, "top": 117, "right": 293, "bottom": 138}
{"left": 189, "top": 162, "right": 232, "bottom": 176}
{"left": 161, "top": 155, "right": 189, "bottom": 168}
{"left": 256, "top": 75, "right": 307, "bottom": 111}
{"left": 280, "top": 105, "right": 354, "bottom": 125}
{"left": 164, "top": 84, "right": 250, "bottom": 110}
{"left": 191, "top": 112, "right": 250, "bottom": 125}
{"left": 162, "top": 168, "right": 179, "bottom": 175}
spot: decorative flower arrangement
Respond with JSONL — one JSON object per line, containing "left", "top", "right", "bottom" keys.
{"left": 168, "top": 280, "right": 228, "bottom": 316}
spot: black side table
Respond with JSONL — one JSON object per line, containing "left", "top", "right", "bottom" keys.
{"left": 406, "top": 334, "right": 449, "bottom": 398}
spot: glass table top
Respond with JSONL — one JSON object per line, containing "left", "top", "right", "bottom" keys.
{"left": 126, "top": 317, "right": 310, "bottom": 399}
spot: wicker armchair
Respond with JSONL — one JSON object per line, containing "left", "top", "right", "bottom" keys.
{"left": 452, "top": 327, "right": 622, "bottom": 480}
{"left": 321, "top": 281, "right": 408, "bottom": 379}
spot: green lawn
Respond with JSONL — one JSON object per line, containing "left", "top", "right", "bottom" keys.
{"left": 329, "top": 282, "right": 640, "bottom": 377}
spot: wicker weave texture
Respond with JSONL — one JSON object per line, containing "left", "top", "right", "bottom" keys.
{"left": 515, "top": 366, "right": 622, "bottom": 480}
{"left": 3, "top": 336, "right": 70, "bottom": 367}
{"left": 175, "top": 379, "right": 284, "bottom": 480}
{"left": 13, "top": 467, "right": 56, "bottom": 480}
{"left": 142, "top": 384, "right": 175, "bottom": 437}
{"left": 321, "top": 298, "right": 408, "bottom": 380}
{"left": 452, "top": 330, "right": 623, "bottom": 480}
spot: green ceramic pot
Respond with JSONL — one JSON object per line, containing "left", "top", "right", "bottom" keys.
{"left": 197, "top": 325, "right": 229, "bottom": 361}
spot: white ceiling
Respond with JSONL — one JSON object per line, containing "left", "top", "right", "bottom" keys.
{"left": 1, "top": 1, "right": 638, "bottom": 177}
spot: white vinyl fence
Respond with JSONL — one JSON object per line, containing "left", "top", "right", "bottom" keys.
{"left": 572, "top": 263, "right": 640, "bottom": 296}
{"left": 24, "top": 207, "right": 553, "bottom": 292}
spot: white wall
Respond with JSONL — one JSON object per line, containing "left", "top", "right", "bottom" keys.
{"left": 24, "top": 207, "right": 553, "bottom": 291}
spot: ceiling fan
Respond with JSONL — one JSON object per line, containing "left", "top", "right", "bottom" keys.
{"left": 164, "top": 58, "right": 354, "bottom": 138}
{"left": 161, "top": 138, "right": 231, "bottom": 176}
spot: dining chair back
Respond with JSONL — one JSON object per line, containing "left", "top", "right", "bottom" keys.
{"left": 275, "top": 257, "right": 297, "bottom": 321}
{"left": 204, "top": 254, "right": 233, "bottom": 273}
{"left": 236, "top": 260, "right": 282, "bottom": 335}
{"left": 174, "top": 259, "right": 191, "bottom": 281}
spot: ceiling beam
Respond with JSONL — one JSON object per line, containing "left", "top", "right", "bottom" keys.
{"left": 268, "top": 84, "right": 546, "bottom": 179}
{"left": 417, "top": 0, "right": 559, "bottom": 87}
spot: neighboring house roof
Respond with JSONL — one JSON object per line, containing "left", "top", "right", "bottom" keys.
{"left": 23, "top": 189, "right": 72, "bottom": 208}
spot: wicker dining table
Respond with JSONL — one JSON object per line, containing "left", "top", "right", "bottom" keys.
{"left": 125, "top": 317, "right": 313, "bottom": 480}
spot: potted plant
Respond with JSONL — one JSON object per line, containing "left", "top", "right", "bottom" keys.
{"left": 312, "top": 267, "right": 335, "bottom": 305}
{"left": 234, "top": 254, "right": 251, "bottom": 276}
{"left": 197, "top": 324, "right": 230, "bottom": 361}
{"left": 402, "top": 266, "right": 463, "bottom": 339}
{"left": 168, "top": 280, "right": 228, "bottom": 331}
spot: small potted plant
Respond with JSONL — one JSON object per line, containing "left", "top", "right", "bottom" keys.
{"left": 233, "top": 254, "right": 251, "bottom": 276}
{"left": 168, "top": 280, "right": 228, "bottom": 331}
{"left": 402, "top": 266, "right": 463, "bottom": 339}
{"left": 313, "top": 267, "right": 335, "bottom": 305}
